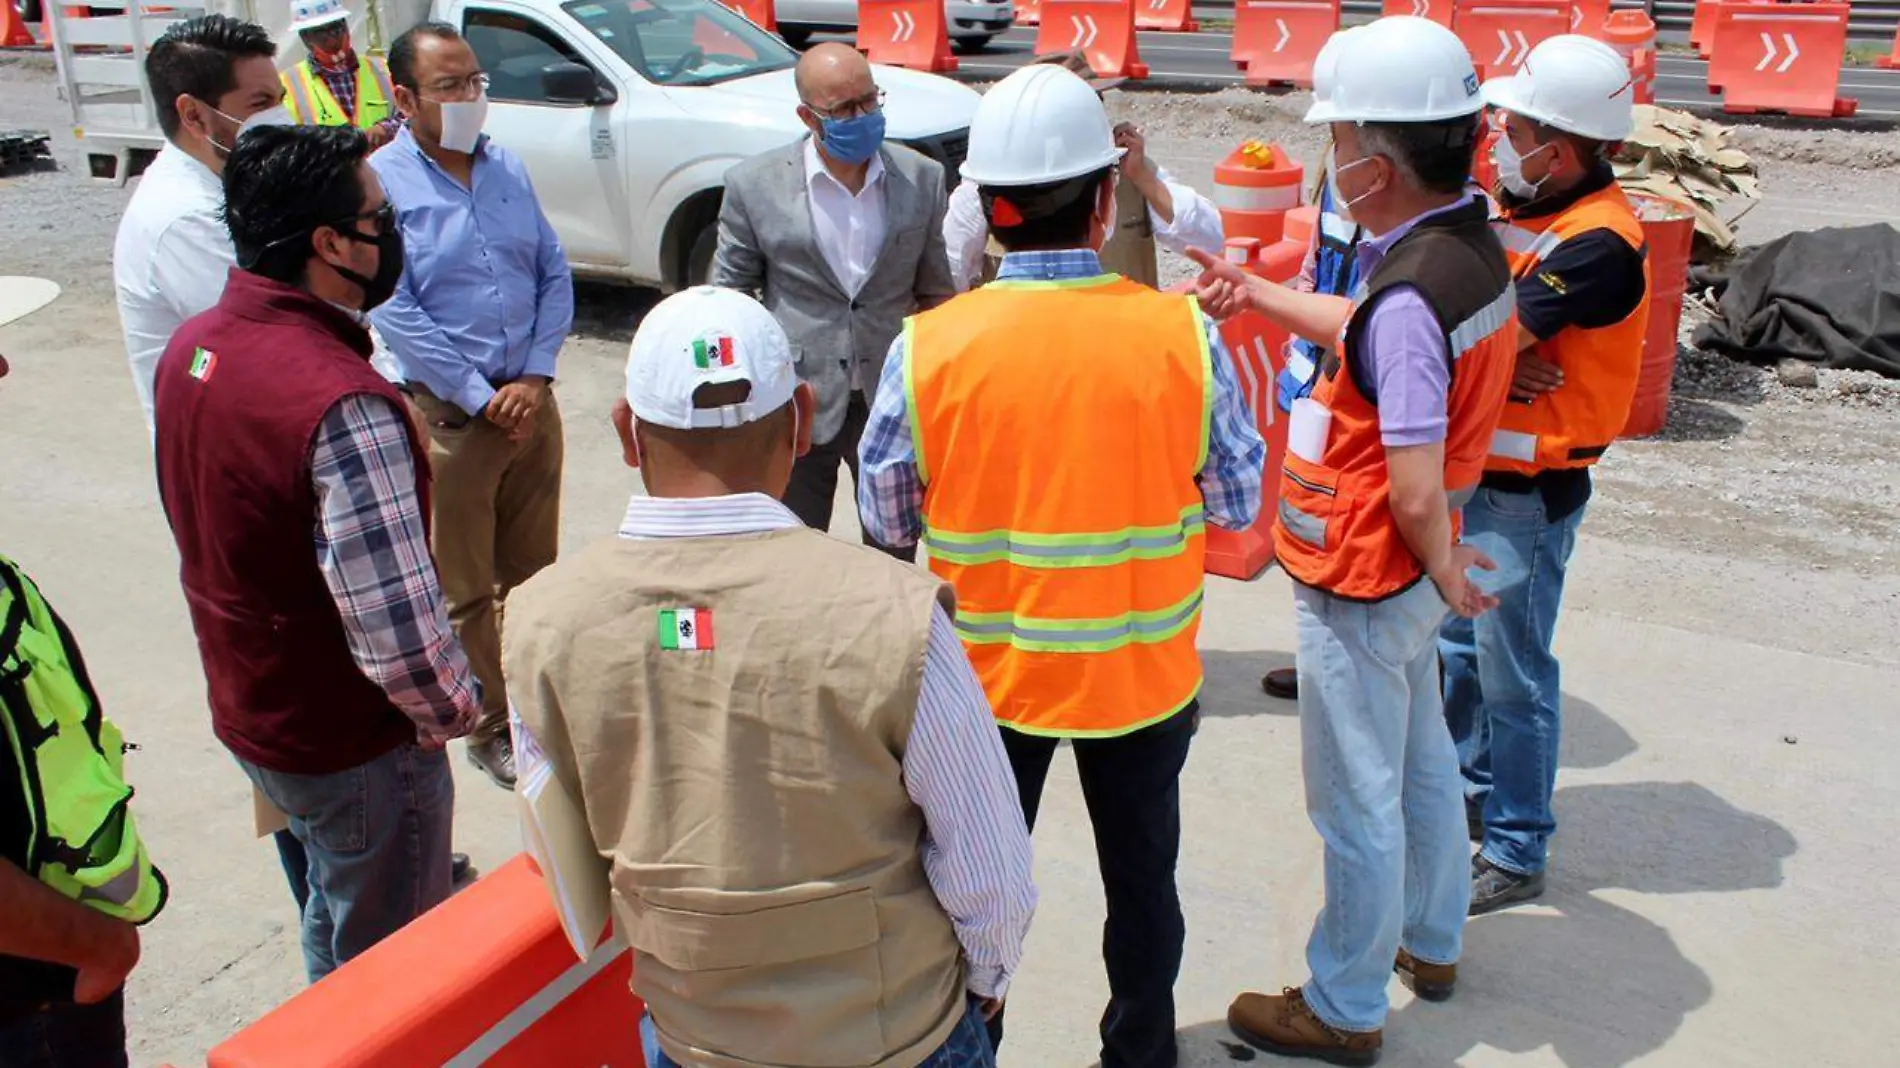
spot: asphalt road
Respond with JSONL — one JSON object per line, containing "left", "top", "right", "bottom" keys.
{"left": 943, "top": 24, "right": 1900, "bottom": 121}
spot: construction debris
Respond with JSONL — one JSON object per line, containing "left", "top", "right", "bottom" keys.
{"left": 1614, "top": 105, "right": 1762, "bottom": 261}
{"left": 0, "top": 128, "right": 51, "bottom": 176}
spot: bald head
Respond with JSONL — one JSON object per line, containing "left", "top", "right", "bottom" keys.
{"left": 795, "top": 42, "right": 874, "bottom": 114}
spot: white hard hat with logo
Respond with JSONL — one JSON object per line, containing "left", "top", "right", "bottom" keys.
{"left": 959, "top": 64, "right": 1126, "bottom": 187}
{"left": 289, "top": 0, "right": 349, "bottom": 35}
{"left": 1482, "top": 35, "right": 1635, "bottom": 142}
{"left": 626, "top": 287, "right": 799, "bottom": 430}
{"left": 1304, "top": 16, "right": 1483, "bottom": 125}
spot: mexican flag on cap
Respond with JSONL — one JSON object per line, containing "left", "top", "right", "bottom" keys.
{"left": 659, "top": 607, "right": 714, "bottom": 650}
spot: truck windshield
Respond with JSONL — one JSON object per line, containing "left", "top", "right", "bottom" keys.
{"left": 563, "top": 0, "right": 797, "bottom": 86}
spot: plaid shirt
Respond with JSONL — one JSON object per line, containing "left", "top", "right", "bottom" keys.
{"left": 312, "top": 53, "right": 359, "bottom": 122}
{"left": 310, "top": 393, "right": 481, "bottom": 743}
{"left": 858, "top": 248, "right": 1266, "bottom": 547}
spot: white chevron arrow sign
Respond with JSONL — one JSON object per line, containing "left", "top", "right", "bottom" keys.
{"left": 1410, "top": 0, "right": 1428, "bottom": 16}
{"left": 1272, "top": 16, "right": 1290, "bottom": 52}
{"left": 1755, "top": 31, "right": 1800, "bottom": 74}
{"left": 1493, "top": 28, "right": 1530, "bottom": 67}
{"left": 1069, "top": 13, "right": 1099, "bottom": 48}
{"left": 1150, "top": 0, "right": 1167, "bottom": 10}
{"left": 889, "top": 9, "right": 915, "bottom": 41}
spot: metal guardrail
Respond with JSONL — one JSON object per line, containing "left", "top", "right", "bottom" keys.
{"left": 1203, "top": 0, "right": 1900, "bottom": 40}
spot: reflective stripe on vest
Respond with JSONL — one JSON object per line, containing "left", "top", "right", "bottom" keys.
{"left": 0, "top": 555, "right": 166, "bottom": 925}
{"left": 1489, "top": 183, "right": 1651, "bottom": 476}
{"left": 285, "top": 58, "right": 392, "bottom": 129}
{"left": 1449, "top": 287, "right": 1516, "bottom": 360}
{"left": 906, "top": 277, "right": 1212, "bottom": 737}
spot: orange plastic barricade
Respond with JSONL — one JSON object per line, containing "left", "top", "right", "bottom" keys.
{"left": 858, "top": 0, "right": 957, "bottom": 71}
{"left": 1211, "top": 140, "right": 1304, "bottom": 245}
{"left": 1452, "top": 0, "right": 1569, "bottom": 80}
{"left": 1569, "top": 0, "right": 1609, "bottom": 38}
{"left": 1622, "top": 195, "right": 1695, "bottom": 438}
{"left": 1230, "top": 0, "right": 1339, "bottom": 88}
{"left": 1035, "top": 0, "right": 1148, "bottom": 79}
{"left": 1016, "top": 0, "right": 1041, "bottom": 25}
{"left": 188, "top": 857, "right": 644, "bottom": 1068}
{"left": 2, "top": 1, "right": 38, "bottom": 47}
{"left": 1602, "top": 10, "right": 1658, "bottom": 104}
{"left": 1136, "top": 0, "right": 1198, "bottom": 33}
{"left": 716, "top": 0, "right": 776, "bottom": 31}
{"left": 1707, "top": 1, "right": 1856, "bottom": 117}
{"left": 1881, "top": 24, "right": 1900, "bottom": 68}
{"left": 1381, "top": 0, "right": 1451, "bottom": 27}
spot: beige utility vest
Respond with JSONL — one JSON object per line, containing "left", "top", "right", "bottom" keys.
{"left": 980, "top": 178, "right": 1159, "bottom": 287}
{"left": 503, "top": 527, "right": 967, "bottom": 1068}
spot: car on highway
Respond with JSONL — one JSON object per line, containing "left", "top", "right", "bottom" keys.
{"left": 773, "top": 0, "right": 1016, "bottom": 54}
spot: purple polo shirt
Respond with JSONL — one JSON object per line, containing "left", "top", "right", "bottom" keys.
{"left": 1353, "top": 194, "right": 1488, "bottom": 447}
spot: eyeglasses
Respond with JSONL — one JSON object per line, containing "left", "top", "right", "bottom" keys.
{"left": 418, "top": 72, "right": 491, "bottom": 101}
{"left": 328, "top": 203, "right": 396, "bottom": 236}
{"left": 805, "top": 88, "right": 885, "bottom": 120}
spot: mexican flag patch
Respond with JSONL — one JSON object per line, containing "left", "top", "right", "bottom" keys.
{"left": 658, "top": 607, "right": 713, "bottom": 650}
{"left": 188, "top": 347, "right": 218, "bottom": 381}
{"left": 692, "top": 336, "right": 735, "bottom": 370}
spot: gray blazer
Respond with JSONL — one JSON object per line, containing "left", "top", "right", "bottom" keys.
{"left": 713, "top": 139, "right": 956, "bottom": 445}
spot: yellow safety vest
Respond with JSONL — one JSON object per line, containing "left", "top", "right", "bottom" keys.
{"left": 282, "top": 55, "right": 395, "bottom": 130}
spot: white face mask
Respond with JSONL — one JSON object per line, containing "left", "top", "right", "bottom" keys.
{"left": 1325, "top": 145, "right": 1376, "bottom": 224}
{"left": 1494, "top": 135, "right": 1553, "bottom": 201}
{"left": 240, "top": 104, "right": 295, "bottom": 135}
{"left": 436, "top": 94, "right": 489, "bottom": 154}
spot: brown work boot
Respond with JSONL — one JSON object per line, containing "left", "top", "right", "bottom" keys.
{"left": 1228, "top": 987, "right": 1382, "bottom": 1066}
{"left": 1394, "top": 948, "right": 1457, "bottom": 1002}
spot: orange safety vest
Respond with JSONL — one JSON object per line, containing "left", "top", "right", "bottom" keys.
{"left": 904, "top": 276, "right": 1214, "bottom": 737}
{"left": 1489, "top": 184, "right": 1651, "bottom": 475}
{"left": 1275, "top": 201, "right": 1518, "bottom": 602}
{"left": 282, "top": 55, "right": 395, "bottom": 130}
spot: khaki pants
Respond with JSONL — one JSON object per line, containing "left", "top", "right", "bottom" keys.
{"left": 409, "top": 387, "right": 563, "bottom": 743}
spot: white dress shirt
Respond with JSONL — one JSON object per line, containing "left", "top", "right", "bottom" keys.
{"left": 113, "top": 143, "right": 235, "bottom": 433}
{"left": 803, "top": 138, "right": 888, "bottom": 303}
{"left": 512, "top": 492, "right": 1037, "bottom": 998}
{"left": 943, "top": 166, "right": 1226, "bottom": 292}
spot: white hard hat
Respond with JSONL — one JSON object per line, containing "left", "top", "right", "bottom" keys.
{"left": 1308, "top": 25, "right": 1360, "bottom": 107}
{"left": 625, "top": 287, "right": 799, "bottom": 431}
{"left": 960, "top": 64, "right": 1126, "bottom": 187}
{"left": 1304, "top": 16, "right": 1482, "bottom": 125}
{"left": 289, "top": 0, "right": 348, "bottom": 34}
{"left": 1482, "top": 35, "right": 1635, "bottom": 142}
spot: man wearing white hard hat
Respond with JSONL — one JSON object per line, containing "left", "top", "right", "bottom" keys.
{"left": 281, "top": 0, "right": 399, "bottom": 148}
{"left": 1191, "top": 16, "right": 1516, "bottom": 1062}
{"left": 503, "top": 286, "right": 1033, "bottom": 1068}
{"left": 860, "top": 63, "right": 1265, "bottom": 1068}
{"left": 1441, "top": 34, "right": 1650, "bottom": 916}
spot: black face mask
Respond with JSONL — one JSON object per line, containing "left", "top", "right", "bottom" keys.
{"left": 330, "top": 224, "right": 404, "bottom": 311}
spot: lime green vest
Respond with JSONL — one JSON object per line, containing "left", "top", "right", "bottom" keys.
{"left": 0, "top": 554, "right": 166, "bottom": 925}
{"left": 282, "top": 54, "right": 395, "bottom": 130}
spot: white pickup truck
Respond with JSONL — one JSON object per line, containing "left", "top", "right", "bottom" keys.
{"left": 48, "top": 0, "right": 980, "bottom": 290}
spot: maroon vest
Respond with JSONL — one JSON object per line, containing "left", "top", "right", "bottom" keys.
{"left": 154, "top": 269, "right": 430, "bottom": 774}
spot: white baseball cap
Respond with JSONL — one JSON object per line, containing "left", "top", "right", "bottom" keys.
{"left": 626, "top": 286, "right": 799, "bottom": 430}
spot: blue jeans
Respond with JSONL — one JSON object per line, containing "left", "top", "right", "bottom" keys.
{"left": 238, "top": 744, "right": 455, "bottom": 983}
{"left": 1439, "top": 488, "right": 1585, "bottom": 876}
{"left": 640, "top": 998, "right": 996, "bottom": 1068}
{"left": 1295, "top": 580, "right": 1469, "bottom": 1033}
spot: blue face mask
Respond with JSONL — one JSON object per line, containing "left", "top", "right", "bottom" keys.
{"left": 817, "top": 110, "right": 886, "bottom": 166}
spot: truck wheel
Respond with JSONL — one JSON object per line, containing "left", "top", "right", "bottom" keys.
{"left": 952, "top": 33, "right": 997, "bottom": 54}
{"left": 687, "top": 223, "right": 718, "bottom": 287}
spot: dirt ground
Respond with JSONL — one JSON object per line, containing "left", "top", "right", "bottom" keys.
{"left": 4, "top": 54, "right": 1900, "bottom": 1068}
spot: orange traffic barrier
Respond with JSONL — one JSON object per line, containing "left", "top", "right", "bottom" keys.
{"left": 1622, "top": 195, "right": 1695, "bottom": 438}
{"left": 858, "top": 0, "right": 957, "bottom": 71}
{"left": 716, "top": 0, "right": 776, "bottom": 31}
{"left": 1452, "top": 0, "right": 1569, "bottom": 80}
{"left": 1016, "top": 0, "right": 1041, "bottom": 25}
{"left": 1881, "top": 24, "right": 1900, "bottom": 68}
{"left": 1211, "top": 140, "right": 1304, "bottom": 245}
{"left": 1035, "top": 0, "right": 1148, "bottom": 79}
{"left": 1381, "top": 0, "right": 1451, "bottom": 27}
{"left": 1230, "top": 0, "right": 1339, "bottom": 88}
{"left": 1569, "top": 0, "right": 1609, "bottom": 38}
{"left": 1602, "top": 10, "right": 1658, "bottom": 105}
{"left": 1707, "top": 0, "right": 1856, "bottom": 118}
{"left": 1136, "top": 0, "right": 1197, "bottom": 33}
{"left": 184, "top": 857, "right": 644, "bottom": 1068}
{"left": 2, "top": 1, "right": 38, "bottom": 47}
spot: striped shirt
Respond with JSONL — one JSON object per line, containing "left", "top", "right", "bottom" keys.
{"left": 516, "top": 492, "right": 1036, "bottom": 998}
{"left": 857, "top": 248, "right": 1267, "bottom": 547}
{"left": 309, "top": 393, "right": 482, "bottom": 742}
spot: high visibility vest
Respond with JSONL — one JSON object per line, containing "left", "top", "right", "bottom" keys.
{"left": 1275, "top": 200, "right": 1518, "bottom": 602}
{"left": 1489, "top": 184, "right": 1652, "bottom": 475}
{"left": 0, "top": 554, "right": 167, "bottom": 925}
{"left": 282, "top": 55, "right": 394, "bottom": 130}
{"left": 1277, "top": 182, "right": 1362, "bottom": 414}
{"left": 905, "top": 277, "right": 1213, "bottom": 737}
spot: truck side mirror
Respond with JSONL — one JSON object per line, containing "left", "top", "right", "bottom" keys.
{"left": 541, "top": 62, "right": 616, "bottom": 106}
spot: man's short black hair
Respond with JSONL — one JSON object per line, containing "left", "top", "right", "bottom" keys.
{"left": 1358, "top": 115, "right": 1483, "bottom": 197}
{"left": 146, "top": 15, "right": 276, "bottom": 140}
{"left": 981, "top": 166, "right": 1115, "bottom": 253}
{"left": 388, "top": 21, "right": 464, "bottom": 90}
{"left": 222, "top": 125, "right": 371, "bottom": 286}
